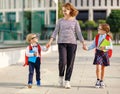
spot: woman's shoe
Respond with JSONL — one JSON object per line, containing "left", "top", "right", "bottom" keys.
{"left": 59, "top": 76, "right": 64, "bottom": 87}
{"left": 65, "top": 81, "right": 71, "bottom": 89}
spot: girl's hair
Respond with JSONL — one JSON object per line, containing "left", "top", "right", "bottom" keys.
{"left": 26, "top": 33, "right": 36, "bottom": 43}
{"left": 62, "top": 2, "right": 78, "bottom": 17}
{"left": 100, "top": 23, "right": 113, "bottom": 39}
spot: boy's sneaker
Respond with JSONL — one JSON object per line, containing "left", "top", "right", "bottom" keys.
{"left": 65, "top": 81, "right": 71, "bottom": 89}
{"left": 59, "top": 76, "right": 64, "bottom": 87}
{"left": 37, "top": 80, "right": 41, "bottom": 86}
{"left": 28, "top": 83, "right": 32, "bottom": 88}
{"left": 95, "top": 80, "right": 100, "bottom": 88}
{"left": 100, "top": 81, "right": 105, "bottom": 88}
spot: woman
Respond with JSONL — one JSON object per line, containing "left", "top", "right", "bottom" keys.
{"left": 46, "top": 2, "right": 86, "bottom": 89}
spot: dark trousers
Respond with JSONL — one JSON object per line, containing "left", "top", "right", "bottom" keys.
{"left": 58, "top": 43, "right": 77, "bottom": 81}
{"left": 28, "top": 57, "right": 40, "bottom": 84}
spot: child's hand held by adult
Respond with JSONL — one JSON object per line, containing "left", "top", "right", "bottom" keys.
{"left": 46, "top": 43, "right": 50, "bottom": 48}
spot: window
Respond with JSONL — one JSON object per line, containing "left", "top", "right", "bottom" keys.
{"left": 105, "top": 0, "right": 107, "bottom": 6}
{"left": 38, "top": 0, "right": 41, "bottom": 7}
{"left": 81, "top": 0, "right": 83, "bottom": 6}
{"left": 7, "top": 13, "right": 16, "bottom": 22}
{"left": 14, "top": 0, "right": 16, "bottom": 8}
{"left": 0, "top": 13, "right": 2, "bottom": 22}
{"left": 93, "top": 0, "right": 95, "bottom": 6}
{"left": 99, "top": 0, "right": 101, "bottom": 6}
{"left": 87, "top": 0, "right": 89, "bottom": 6}
{"left": 50, "top": 0, "right": 52, "bottom": 7}
{"left": 75, "top": 0, "right": 77, "bottom": 6}
{"left": 23, "top": 0, "right": 25, "bottom": 8}
{"left": 8, "top": 0, "right": 11, "bottom": 9}
{"left": 117, "top": 0, "right": 119, "bottom": 6}
{"left": 111, "top": 0, "right": 113, "bottom": 6}
{"left": 50, "top": 11, "right": 56, "bottom": 24}
{"left": 76, "top": 10, "right": 88, "bottom": 22}
{"left": 32, "top": 11, "right": 45, "bottom": 30}
{"left": 93, "top": 10, "right": 106, "bottom": 21}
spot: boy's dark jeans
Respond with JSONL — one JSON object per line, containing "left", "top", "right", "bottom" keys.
{"left": 28, "top": 57, "right": 40, "bottom": 84}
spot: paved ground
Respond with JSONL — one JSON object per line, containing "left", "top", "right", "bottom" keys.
{"left": 0, "top": 42, "right": 120, "bottom": 94}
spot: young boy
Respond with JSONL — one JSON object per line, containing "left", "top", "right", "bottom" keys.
{"left": 24, "top": 33, "right": 47, "bottom": 88}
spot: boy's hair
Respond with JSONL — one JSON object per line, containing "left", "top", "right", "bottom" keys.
{"left": 62, "top": 2, "right": 78, "bottom": 17}
{"left": 26, "top": 33, "right": 36, "bottom": 43}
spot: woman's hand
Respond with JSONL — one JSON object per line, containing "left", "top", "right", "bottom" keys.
{"left": 82, "top": 42, "right": 88, "bottom": 50}
{"left": 46, "top": 38, "right": 54, "bottom": 48}
{"left": 83, "top": 44, "right": 88, "bottom": 50}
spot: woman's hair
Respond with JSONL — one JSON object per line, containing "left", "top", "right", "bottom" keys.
{"left": 26, "top": 33, "right": 36, "bottom": 43}
{"left": 100, "top": 23, "right": 113, "bottom": 39}
{"left": 62, "top": 2, "right": 78, "bottom": 17}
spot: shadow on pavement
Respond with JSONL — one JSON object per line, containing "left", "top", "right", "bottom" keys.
{"left": 0, "top": 82, "right": 26, "bottom": 89}
{"left": 39, "top": 85, "right": 95, "bottom": 89}
{"left": 40, "top": 85, "right": 61, "bottom": 88}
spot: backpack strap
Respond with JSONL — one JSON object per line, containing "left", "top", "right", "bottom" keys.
{"left": 95, "top": 34, "right": 100, "bottom": 46}
{"left": 37, "top": 44, "right": 41, "bottom": 57}
{"left": 29, "top": 45, "right": 32, "bottom": 50}
{"left": 23, "top": 45, "right": 32, "bottom": 66}
{"left": 106, "top": 34, "right": 111, "bottom": 41}
{"left": 106, "top": 35, "right": 112, "bottom": 58}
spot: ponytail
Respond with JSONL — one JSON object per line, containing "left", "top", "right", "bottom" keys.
{"left": 107, "top": 31, "right": 113, "bottom": 40}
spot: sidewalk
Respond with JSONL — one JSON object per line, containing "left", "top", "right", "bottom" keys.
{"left": 0, "top": 42, "right": 120, "bottom": 94}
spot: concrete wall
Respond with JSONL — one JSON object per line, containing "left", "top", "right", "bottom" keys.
{"left": 0, "top": 45, "right": 57, "bottom": 68}
{"left": 0, "top": 48, "right": 25, "bottom": 68}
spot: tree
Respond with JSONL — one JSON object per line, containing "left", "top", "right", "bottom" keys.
{"left": 106, "top": 10, "right": 120, "bottom": 44}
{"left": 85, "top": 20, "right": 96, "bottom": 41}
{"left": 98, "top": 20, "right": 106, "bottom": 24}
{"left": 58, "top": 0, "right": 64, "bottom": 19}
{"left": 78, "top": 20, "right": 85, "bottom": 30}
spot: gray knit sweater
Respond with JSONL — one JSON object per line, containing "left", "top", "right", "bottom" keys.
{"left": 51, "top": 18, "right": 84, "bottom": 44}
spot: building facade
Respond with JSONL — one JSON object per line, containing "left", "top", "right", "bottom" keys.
{"left": 0, "top": 0, "right": 120, "bottom": 41}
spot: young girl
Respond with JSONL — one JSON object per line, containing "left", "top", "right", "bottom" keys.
{"left": 24, "top": 33, "right": 47, "bottom": 88}
{"left": 84, "top": 24, "right": 113, "bottom": 88}
{"left": 46, "top": 3, "right": 86, "bottom": 89}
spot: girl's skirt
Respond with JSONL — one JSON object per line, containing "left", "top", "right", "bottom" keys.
{"left": 93, "top": 49, "right": 110, "bottom": 66}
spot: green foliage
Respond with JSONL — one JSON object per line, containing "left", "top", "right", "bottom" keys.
{"left": 58, "top": 1, "right": 63, "bottom": 19}
{"left": 84, "top": 20, "right": 96, "bottom": 29}
{"left": 106, "top": 10, "right": 120, "bottom": 33}
{"left": 82, "top": 30, "right": 97, "bottom": 40}
{"left": 78, "top": 20, "right": 85, "bottom": 30}
{"left": 97, "top": 20, "right": 106, "bottom": 24}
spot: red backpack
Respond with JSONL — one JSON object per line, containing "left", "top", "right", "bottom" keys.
{"left": 23, "top": 44, "right": 41, "bottom": 66}
{"left": 95, "top": 34, "right": 112, "bottom": 58}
